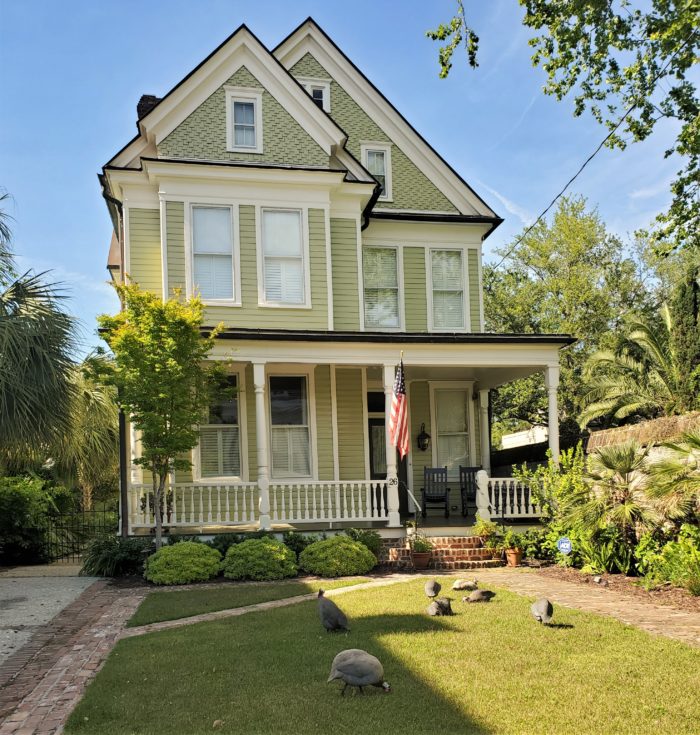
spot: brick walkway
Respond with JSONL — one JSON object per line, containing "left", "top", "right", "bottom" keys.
{"left": 1, "top": 569, "right": 698, "bottom": 734}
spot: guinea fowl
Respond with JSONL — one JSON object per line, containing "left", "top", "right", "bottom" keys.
{"left": 427, "top": 598, "right": 454, "bottom": 616}
{"left": 452, "top": 578, "right": 478, "bottom": 591}
{"left": 424, "top": 580, "right": 441, "bottom": 599}
{"left": 531, "top": 598, "right": 554, "bottom": 624}
{"left": 464, "top": 589, "right": 496, "bottom": 603}
{"left": 327, "top": 649, "right": 391, "bottom": 695}
{"left": 318, "top": 589, "right": 349, "bottom": 632}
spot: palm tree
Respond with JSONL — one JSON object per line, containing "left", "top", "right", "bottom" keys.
{"left": 564, "top": 443, "right": 661, "bottom": 570}
{"left": 579, "top": 305, "right": 693, "bottom": 428}
{"left": 647, "top": 431, "right": 700, "bottom": 523}
{"left": 0, "top": 195, "right": 77, "bottom": 466}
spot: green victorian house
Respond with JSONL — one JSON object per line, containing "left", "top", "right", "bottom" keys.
{"left": 101, "top": 18, "right": 572, "bottom": 539}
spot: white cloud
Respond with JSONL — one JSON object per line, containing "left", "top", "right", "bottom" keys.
{"left": 475, "top": 179, "right": 534, "bottom": 226}
{"left": 629, "top": 178, "right": 673, "bottom": 200}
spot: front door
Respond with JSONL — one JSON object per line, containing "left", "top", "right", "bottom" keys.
{"left": 368, "top": 417, "right": 408, "bottom": 515}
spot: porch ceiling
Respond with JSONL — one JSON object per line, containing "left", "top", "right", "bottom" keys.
{"left": 401, "top": 364, "right": 545, "bottom": 390}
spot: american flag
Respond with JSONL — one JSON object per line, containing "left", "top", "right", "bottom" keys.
{"left": 389, "top": 360, "right": 409, "bottom": 459}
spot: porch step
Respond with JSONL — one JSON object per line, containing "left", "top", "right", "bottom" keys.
{"left": 430, "top": 559, "right": 504, "bottom": 570}
{"left": 425, "top": 536, "right": 483, "bottom": 549}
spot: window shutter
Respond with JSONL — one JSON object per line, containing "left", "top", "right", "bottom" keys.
{"left": 199, "top": 427, "right": 240, "bottom": 478}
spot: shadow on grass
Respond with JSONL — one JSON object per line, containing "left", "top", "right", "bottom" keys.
{"left": 545, "top": 622, "right": 575, "bottom": 629}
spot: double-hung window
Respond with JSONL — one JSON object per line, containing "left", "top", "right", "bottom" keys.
{"left": 233, "top": 101, "right": 255, "bottom": 147}
{"left": 363, "top": 247, "right": 399, "bottom": 329}
{"left": 361, "top": 143, "right": 392, "bottom": 200}
{"left": 261, "top": 209, "right": 305, "bottom": 305}
{"left": 431, "top": 249, "right": 465, "bottom": 330}
{"left": 199, "top": 376, "right": 241, "bottom": 479}
{"left": 225, "top": 87, "right": 263, "bottom": 153}
{"left": 192, "top": 206, "right": 234, "bottom": 301}
{"left": 269, "top": 376, "right": 311, "bottom": 478}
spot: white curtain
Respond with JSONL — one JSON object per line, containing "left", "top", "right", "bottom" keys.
{"left": 192, "top": 206, "right": 233, "bottom": 300}
{"left": 364, "top": 247, "right": 399, "bottom": 328}
{"left": 262, "top": 210, "right": 304, "bottom": 303}
{"left": 431, "top": 250, "right": 464, "bottom": 329}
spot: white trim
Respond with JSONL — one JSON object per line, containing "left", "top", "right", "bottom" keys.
{"left": 159, "top": 196, "right": 168, "bottom": 299}
{"left": 193, "top": 364, "right": 248, "bottom": 483}
{"left": 429, "top": 380, "right": 477, "bottom": 469}
{"left": 360, "top": 141, "right": 393, "bottom": 202}
{"left": 360, "top": 243, "right": 404, "bottom": 332}
{"left": 188, "top": 202, "right": 241, "bottom": 306}
{"left": 324, "top": 206, "right": 334, "bottom": 329}
{"left": 477, "top": 247, "right": 485, "bottom": 332}
{"left": 361, "top": 366, "right": 370, "bottom": 481}
{"left": 266, "top": 364, "right": 317, "bottom": 481}
{"left": 225, "top": 86, "right": 263, "bottom": 154}
{"left": 294, "top": 76, "right": 331, "bottom": 112}
{"left": 256, "top": 206, "right": 312, "bottom": 308}
{"left": 123, "top": 206, "right": 131, "bottom": 279}
{"left": 355, "top": 216, "right": 365, "bottom": 330}
{"left": 330, "top": 364, "right": 340, "bottom": 481}
{"left": 426, "top": 247, "right": 468, "bottom": 333}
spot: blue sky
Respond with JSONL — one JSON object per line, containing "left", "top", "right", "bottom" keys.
{"left": 0, "top": 0, "right": 680, "bottom": 354}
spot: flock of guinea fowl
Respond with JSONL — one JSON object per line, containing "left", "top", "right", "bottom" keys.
{"left": 322, "top": 580, "right": 555, "bottom": 696}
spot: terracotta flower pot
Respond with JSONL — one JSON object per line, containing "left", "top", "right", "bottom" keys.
{"left": 411, "top": 552, "right": 431, "bottom": 570}
{"left": 505, "top": 548, "right": 523, "bottom": 567}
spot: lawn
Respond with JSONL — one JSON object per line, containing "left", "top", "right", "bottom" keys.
{"left": 128, "top": 577, "right": 371, "bottom": 627}
{"left": 67, "top": 579, "right": 700, "bottom": 735}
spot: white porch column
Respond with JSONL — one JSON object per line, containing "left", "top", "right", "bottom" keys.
{"left": 128, "top": 421, "right": 141, "bottom": 533}
{"left": 475, "top": 470, "right": 491, "bottom": 521}
{"left": 383, "top": 364, "right": 401, "bottom": 527}
{"left": 253, "top": 362, "right": 271, "bottom": 530}
{"left": 545, "top": 364, "right": 560, "bottom": 465}
{"left": 478, "top": 389, "right": 491, "bottom": 474}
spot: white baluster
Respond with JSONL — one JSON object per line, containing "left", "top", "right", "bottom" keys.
{"left": 334, "top": 483, "right": 341, "bottom": 521}
{"left": 365, "top": 482, "right": 373, "bottom": 520}
{"left": 224, "top": 486, "right": 230, "bottom": 523}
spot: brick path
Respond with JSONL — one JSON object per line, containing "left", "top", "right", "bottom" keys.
{"left": 1, "top": 569, "right": 698, "bottom": 734}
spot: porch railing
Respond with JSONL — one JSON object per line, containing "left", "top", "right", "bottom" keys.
{"left": 476, "top": 471, "right": 541, "bottom": 520}
{"left": 269, "top": 480, "right": 388, "bottom": 524}
{"left": 129, "top": 482, "right": 259, "bottom": 528}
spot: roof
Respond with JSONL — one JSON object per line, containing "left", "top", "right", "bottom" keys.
{"left": 586, "top": 412, "right": 700, "bottom": 453}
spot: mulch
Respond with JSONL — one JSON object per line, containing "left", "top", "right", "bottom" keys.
{"left": 534, "top": 565, "right": 700, "bottom": 614}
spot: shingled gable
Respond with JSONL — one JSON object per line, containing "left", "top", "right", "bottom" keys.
{"left": 106, "top": 22, "right": 371, "bottom": 184}
{"left": 274, "top": 18, "right": 499, "bottom": 220}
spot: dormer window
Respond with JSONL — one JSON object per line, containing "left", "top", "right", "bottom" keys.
{"left": 310, "top": 87, "right": 325, "bottom": 109}
{"left": 295, "top": 77, "right": 331, "bottom": 112}
{"left": 361, "top": 142, "right": 392, "bottom": 201}
{"left": 225, "top": 87, "right": 263, "bottom": 154}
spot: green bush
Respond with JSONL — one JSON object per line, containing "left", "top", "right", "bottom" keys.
{"left": 643, "top": 524, "right": 700, "bottom": 595}
{"left": 81, "top": 536, "right": 153, "bottom": 576}
{"left": 144, "top": 541, "right": 222, "bottom": 585}
{"left": 0, "top": 476, "right": 64, "bottom": 564}
{"left": 343, "top": 528, "right": 382, "bottom": 557}
{"left": 299, "top": 535, "right": 377, "bottom": 577}
{"left": 282, "top": 531, "right": 318, "bottom": 559}
{"left": 520, "top": 528, "right": 552, "bottom": 561}
{"left": 223, "top": 537, "right": 297, "bottom": 581}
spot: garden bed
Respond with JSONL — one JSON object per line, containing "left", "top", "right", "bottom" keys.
{"left": 534, "top": 565, "right": 700, "bottom": 613}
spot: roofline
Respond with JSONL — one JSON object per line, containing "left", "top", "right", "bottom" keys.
{"left": 273, "top": 17, "right": 500, "bottom": 220}
{"left": 201, "top": 326, "right": 576, "bottom": 346}
{"left": 369, "top": 211, "right": 503, "bottom": 238}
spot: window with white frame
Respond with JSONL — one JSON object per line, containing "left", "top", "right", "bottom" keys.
{"left": 363, "top": 247, "right": 399, "bottom": 329}
{"left": 192, "top": 206, "right": 234, "bottom": 301}
{"left": 269, "top": 376, "right": 311, "bottom": 478}
{"left": 431, "top": 249, "right": 465, "bottom": 330}
{"left": 199, "top": 375, "right": 241, "bottom": 478}
{"left": 435, "top": 389, "right": 470, "bottom": 481}
{"left": 261, "top": 209, "right": 305, "bottom": 305}
{"left": 295, "top": 77, "right": 331, "bottom": 112}
{"left": 225, "top": 87, "right": 263, "bottom": 153}
{"left": 361, "top": 143, "right": 392, "bottom": 200}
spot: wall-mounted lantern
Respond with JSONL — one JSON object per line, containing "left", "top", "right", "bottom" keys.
{"left": 416, "top": 423, "right": 431, "bottom": 452}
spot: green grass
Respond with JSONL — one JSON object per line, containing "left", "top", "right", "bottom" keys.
{"left": 68, "top": 579, "right": 700, "bottom": 735}
{"left": 127, "top": 577, "right": 371, "bottom": 627}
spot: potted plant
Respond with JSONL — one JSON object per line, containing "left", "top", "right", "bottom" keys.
{"left": 473, "top": 514, "right": 500, "bottom": 543}
{"left": 410, "top": 535, "right": 433, "bottom": 570}
{"left": 502, "top": 529, "right": 525, "bottom": 567}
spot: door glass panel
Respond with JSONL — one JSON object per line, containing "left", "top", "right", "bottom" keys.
{"left": 370, "top": 424, "right": 387, "bottom": 477}
{"left": 435, "top": 389, "right": 470, "bottom": 480}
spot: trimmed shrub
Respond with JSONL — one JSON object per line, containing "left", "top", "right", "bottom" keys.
{"left": 144, "top": 541, "right": 222, "bottom": 585}
{"left": 208, "top": 531, "right": 274, "bottom": 557}
{"left": 81, "top": 536, "right": 153, "bottom": 577}
{"left": 282, "top": 531, "right": 318, "bottom": 559}
{"left": 223, "top": 537, "right": 297, "bottom": 581}
{"left": 643, "top": 524, "right": 700, "bottom": 595}
{"left": 299, "top": 535, "right": 377, "bottom": 577}
{"left": 343, "top": 528, "right": 382, "bottom": 557}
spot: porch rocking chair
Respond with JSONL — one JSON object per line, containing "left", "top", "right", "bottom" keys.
{"left": 421, "top": 467, "right": 451, "bottom": 519}
{"left": 459, "top": 466, "right": 481, "bottom": 517}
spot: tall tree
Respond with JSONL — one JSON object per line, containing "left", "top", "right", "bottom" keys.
{"left": 428, "top": 1, "right": 700, "bottom": 251}
{"left": 97, "top": 284, "right": 224, "bottom": 548}
{"left": 484, "top": 196, "right": 653, "bottom": 437}
{"left": 0, "top": 193, "right": 77, "bottom": 466}
{"left": 669, "top": 263, "right": 700, "bottom": 402}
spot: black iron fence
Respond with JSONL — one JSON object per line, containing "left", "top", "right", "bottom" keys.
{"left": 44, "top": 509, "right": 119, "bottom": 563}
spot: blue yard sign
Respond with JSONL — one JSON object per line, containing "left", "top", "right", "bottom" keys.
{"left": 557, "top": 537, "right": 572, "bottom": 555}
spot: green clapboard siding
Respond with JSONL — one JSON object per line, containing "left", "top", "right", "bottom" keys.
{"left": 166, "top": 201, "right": 185, "bottom": 296}
{"left": 203, "top": 206, "right": 328, "bottom": 329}
{"left": 290, "top": 53, "right": 458, "bottom": 213}
{"left": 128, "top": 208, "right": 162, "bottom": 294}
{"left": 473, "top": 398, "right": 481, "bottom": 464}
{"left": 314, "top": 365, "right": 334, "bottom": 481}
{"left": 245, "top": 363, "right": 257, "bottom": 479}
{"left": 409, "top": 381, "right": 431, "bottom": 495}
{"left": 330, "top": 218, "right": 360, "bottom": 330}
{"left": 468, "top": 249, "right": 481, "bottom": 331}
{"left": 335, "top": 368, "right": 365, "bottom": 480}
{"left": 158, "top": 66, "right": 328, "bottom": 168}
{"left": 403, "top": 247, "right": 428, "bottom": 331}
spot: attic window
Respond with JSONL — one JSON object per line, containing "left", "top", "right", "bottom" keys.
{"left": 295, "top": 77, "right": 331, "bottom": 112}
{"left": 361, "top": 142, "right": 393, "bottom": 201}
{"left": 310, "top": 87, "right": 325, "bottom": 109}
{"left": 224, "top": 86, "right": 263, "bottom": 154}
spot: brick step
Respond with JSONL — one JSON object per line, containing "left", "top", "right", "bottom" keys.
{"left": 385, "top": 547, "right": 497, "bottom": 564}
{"left": 431, "top": 551, "right": 495, "bottom": 562}
{"left": 430, "top": 559, "right": 504, "bottom": 570}
{"left": 425, "top": 536, "right": 483, "bottom": 549}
